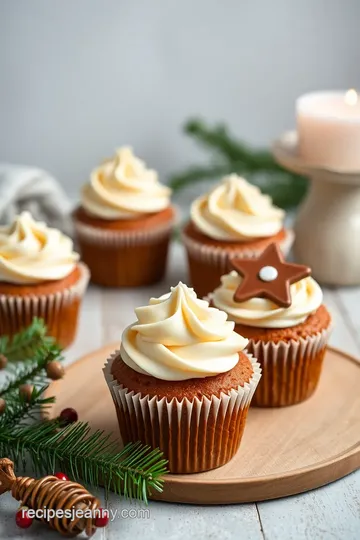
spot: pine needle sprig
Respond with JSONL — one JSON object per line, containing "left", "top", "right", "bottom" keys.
{"left": 185, "top": 119, "right": 257, "bottom": 162}
{"left": 0, "top": 419, "right": 168, "bottom": 502}
{"left": 0, "top": 349, "right": 61, "bottom": 429}
{"left": 0, "top": 345, "right": 62, "bottom": 397}
{"left": 0, "top": 318, "right": 54, "bottom": 362}
{"left": 0, "top": 386, "right": 55, "bottom": 430}
{"left": 0, "top": 321, "right": 64, "bottom": 429}
{"left": 168, "top": 118, "right": 308, "bottom": 209}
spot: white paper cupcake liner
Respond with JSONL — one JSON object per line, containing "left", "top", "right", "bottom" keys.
{"left": 103, "top": 351, "right": 262, "bottom": 473}
{"left": 73, "top": 209, "right": 178, "bottom": 247}
{"left": 182, "top": 228, "right": 294, "bottom": 271}
{"left": 246, "top": 324, "right": 332, "bottom": 407}
{"left": 0, "top": 262, "right": 90, "bottom": 347}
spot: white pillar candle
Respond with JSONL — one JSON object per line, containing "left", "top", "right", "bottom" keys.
{"left": 297, "top": 90, "right": 360, "bottom": 172}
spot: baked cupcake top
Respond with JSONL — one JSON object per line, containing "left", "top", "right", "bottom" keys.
{"left": 212, "top": 243, "right": 322, "bottom": 328}
{"left": 81, "top": 147, "right": 172, "bottom": 220}
{"left": 120, "top": 282, "right": 248, "bottom": 381}
{"left": 190, "top": 174, "right": 285, "bottom": 241}
{"left": 0, "top": 212, "right": 79, "bottom": 284}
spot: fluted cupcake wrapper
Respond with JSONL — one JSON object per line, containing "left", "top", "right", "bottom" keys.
{"left": 246, "top": 325, "right": 332, "bottom": 407}
{"left": 182, "top": 228, "right": 294, "bottom": 265}
{"left": 73, "top": 210, "right": 177, "bottom": 287}
{"left": 103, "top": 352, "right": 262, "bottom": 474}
{"left": 73, "top": 216, "right": 176, "bottom": 247}
{"left": 182, "top": 228, "right": 294, "bottom": 298}
{"left": 0, "top": 262, "right": 90, "bottom": 348}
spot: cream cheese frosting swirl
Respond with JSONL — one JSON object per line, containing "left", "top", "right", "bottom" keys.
{"left": 191, "top": 174, "right": 285, "bottom": 241}
{"left": 212, "top": 271, "right": 323, "bottom": 328}
{"left": 0, "top": 212, "right": 79, "bottom": 284}
{"left": 120, "top": 282, "right": 248, "bottom": 381}
{"left": 81, "top": 146, "right": 171, "bottom": 220}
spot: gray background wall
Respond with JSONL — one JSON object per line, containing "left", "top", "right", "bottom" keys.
{"left": 1, "top": 0, "right": 359, "bottom": 199}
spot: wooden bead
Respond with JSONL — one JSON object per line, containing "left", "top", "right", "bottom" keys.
{"left": 0, "top": 398, "right": 6, "bottom": 415}
{"left": 19, "top": 384, "right": 34, "bottom": 402}
{"left": 46, "top": 361, "right": 65, "bottom": 380}
{"left": 0, "top": 354, "right": 8, "bottom": 370}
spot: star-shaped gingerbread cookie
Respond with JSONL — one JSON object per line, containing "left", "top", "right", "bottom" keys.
{"left": 229, "top": 243, "right": 311, "bottom": 308}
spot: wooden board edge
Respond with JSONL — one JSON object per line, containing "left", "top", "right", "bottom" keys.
{"left": 154, "top": 446, "right": 360, "bottom": 504}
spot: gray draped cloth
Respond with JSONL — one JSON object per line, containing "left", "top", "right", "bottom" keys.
{"left": 0, "top": 164, "right": 73, "bottom": 235}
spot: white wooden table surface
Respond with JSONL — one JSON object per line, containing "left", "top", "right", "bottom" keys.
{"left": 1, "top": 242, "right": 359, "bottom": 540}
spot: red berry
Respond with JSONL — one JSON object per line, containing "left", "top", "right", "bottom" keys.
{"left": 59, "top": 407, "right": 78, "bottom": 426}
{"left": 95, "top": 508, "right": 109, "bottom": 528}
{"left": 54, "top": 472, "right": 69, "bottom": 481}
{"left": 16, "top": 507, "right": 33, "bottom": 529}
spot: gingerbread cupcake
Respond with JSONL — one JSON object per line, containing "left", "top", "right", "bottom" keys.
{"left": 73, "top": 147, "right": 176, "bottom": 287}
{"left": 0, "top": 212, "right": 89, "bottom": 348}
{"left": 182, "top": 174, "right": 293, "bottom": 297}
{"left": 210, "top": 243, "right": 332, "bottom": 407}
{"left": 104, "top": 282, "right": 261, "bottom": 473}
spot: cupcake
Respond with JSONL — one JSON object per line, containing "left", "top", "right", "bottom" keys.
{"left": 182, "top": 174, "right": 293, "bottom": 297}
{"left": 0, "top": 212, "right": 89, "bottom": 348}
{"left": 210, "top": 243, "right": 332, "bottom": 407}
{"left": 103, "top": 282, "right": 261, "bottom": 473}
{"left": 73, "top": 147, "right": 175, "bottom": 287}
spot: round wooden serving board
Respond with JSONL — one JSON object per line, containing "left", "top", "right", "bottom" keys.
{"left": 45, "top": 344, "right": 360, "bottom": 504}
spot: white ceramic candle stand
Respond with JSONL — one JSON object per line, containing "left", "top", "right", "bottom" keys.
{"left": 273, "top": 131, "right": 360, "bottom": 286}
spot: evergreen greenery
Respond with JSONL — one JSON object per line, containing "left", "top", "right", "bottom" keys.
{"left": 0, "top": 320, "right": 168, "bottom": 502}
{"left": 169, "top": 119, "right": 308, "bottom": 209}
{"left": 0, "top": 317, "right": 52, "bottom": 361}
{"left": 0, "top": 422, "right": 167, "bottom": 501}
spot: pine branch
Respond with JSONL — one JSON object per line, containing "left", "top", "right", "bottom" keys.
{"left": 1, "top": 345, "right": 62, "bottom": 397}
{"left": 255, "top": 172, "right": 308, "bottom": 209}
{"left": 0, "top": 324, "right": 64, "bottom": 429}
{"left": 0, "top": 318, "right": 53, "bottom": 362}
{"left": 0, "top": 386, "right": 55, "bottom": 431}
{"left": 185, "top": 119, "right": 285, "bottom": 172}
{"left": 185, "top": 119, "right": 253, "bottom": 162}
{"left": 168, "top": 118, "right": 308, "bottom": 209}
{"left": 0, "top": 420, "right": 168, "bottom": 502}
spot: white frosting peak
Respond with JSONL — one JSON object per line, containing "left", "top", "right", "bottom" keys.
{"left": 212, "top": 271, "right": 323, "bottom": 328}
{"left": 120, "top": 282, "right": 248, "bottom": 381}
{"left": 82, "top": 147, "right": 171, "bottom": 220}
{"left": 0, "top": 212, "right": 79, "bottom": 284}
{"left": 191, "top": 174, "right": 285, "bottom": 241}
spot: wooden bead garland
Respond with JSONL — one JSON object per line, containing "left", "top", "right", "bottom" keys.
{"left": 0, "top": 458, "right": 107, "bottom": 537}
